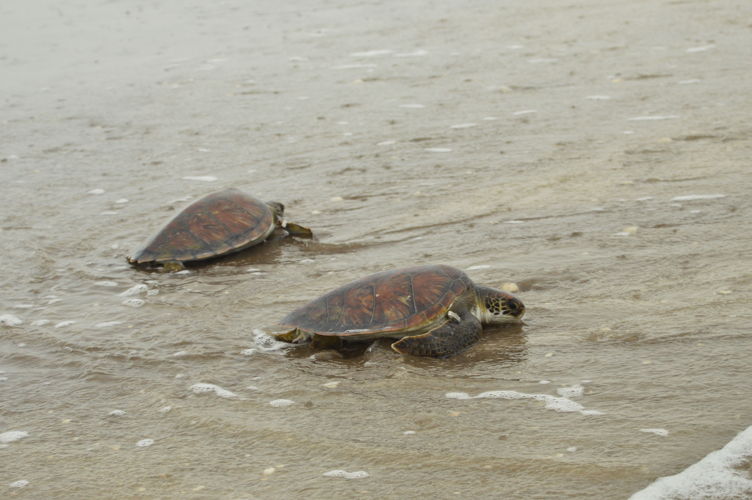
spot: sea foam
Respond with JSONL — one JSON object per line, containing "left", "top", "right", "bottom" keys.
{"left": 182, "top": 176, "right": 217, "bottom": 182}
{"left": 96, "top": 321, "right": 123, "bottom": 328}
{"left": 670, "top": 194, "right": 726, "bottom": 201}
{"left": 630, "top": 425, "right": 752, "bottom": 499}
{"left": 627, "top": 115, "right": 679, "bottom": 121}
{"left": 350, "top": 49, "right": 392, "bottom": 57}
{"left": 0, "top": 430, "right": 29, "bottom": 443}
{"left": 446, "top": 390, "right": 602, "bottom": 415}
{"left": 0, "top": 314, "right": 23, "bottom": 326}
{"left": 243, "top": 329, "right": 291, "bottom": 356}
{"left": 269, "top": 399, "right": 295, "bottom": 408}
{"left": 640, "top": 428, "right": 669, "bottom": 437}
{"left": 190, "top": 383, "right": 238, "bottom": 399}
{"left": 557, "top": 384, "right": 585, "bottom": 398}
{"left": 323, "top": 470, "right": 369, "bottom": 479}
{"left": 119, "top": 284, "right": 148, "bottom": 296}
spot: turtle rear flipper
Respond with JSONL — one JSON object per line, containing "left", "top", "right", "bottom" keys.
{"left": 391, "top": 309, "right": 482, "bottom": 357}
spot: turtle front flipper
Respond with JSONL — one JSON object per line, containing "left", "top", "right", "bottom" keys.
{"left": 270, "top": 327, "right": 312, "bottom": 344}
{"left": 283, "top": 221, "right": 314, "bottom": 239}
{"left": 391, "top": 309, "right": 482, "bottom": 357}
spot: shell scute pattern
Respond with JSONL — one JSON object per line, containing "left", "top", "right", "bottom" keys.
{"left": 373, "top": 273, "right": 413, "bottom": 325}
{"left": 186, "top": 211, "right": 237, "bottom": 256}
{"left": 342, "top": 284, "right": 376, "bottom": 329}
{"left": 210, "top": 193, "right": 272, "bottom": 245}
{"left": 147, "top": 221, "right": 208, "bottom": 262}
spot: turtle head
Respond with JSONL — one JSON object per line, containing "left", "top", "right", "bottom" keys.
{"left": 475, "top": 286, "right": 525, "bottom": 324}
{"left": 266, "top": 201, "right": 285, "bottom": 220}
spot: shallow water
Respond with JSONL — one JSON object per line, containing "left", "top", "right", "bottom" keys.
{"left": 2, "top": 0, "right": 752, "bottom": 498}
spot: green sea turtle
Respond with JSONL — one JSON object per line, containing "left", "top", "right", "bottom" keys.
{"left": 272, "top": 264, "right": 525, "bottom": 357}
{"left": 127, "top": 188, "right": 312, "bottom": 270}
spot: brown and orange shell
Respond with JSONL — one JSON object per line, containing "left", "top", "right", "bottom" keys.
{"left": 278, "top": 264, "right": 474, "bottom": 337}
{"left": 128, "top": 188, "right": 275, "bottom": 264}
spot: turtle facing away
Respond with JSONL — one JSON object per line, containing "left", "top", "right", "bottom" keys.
{"left": 272, "top": 264, "right": 525, "bottom": 357}
{"left": 128, "top": 188, "right": 312, "bottom": 269}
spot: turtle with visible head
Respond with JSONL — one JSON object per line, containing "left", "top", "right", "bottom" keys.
{"left": 127, "top": 188, "right": 312, "bottom": 270}
{"left": 271, "top": 264, "right": 525, "bottom": 357}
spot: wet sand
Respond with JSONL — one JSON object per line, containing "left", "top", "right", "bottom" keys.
{"left": 2, "top": 0, "right": 752, "bottom": 498}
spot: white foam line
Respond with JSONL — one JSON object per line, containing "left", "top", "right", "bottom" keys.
{"left": 686, "top": 45, "right": 715, "bottom": 53}
{"left": 182, "top": 176, "right": 217, "bottom": 182}
{"left": 95, "top": 321, "right": 123, "bottom": 328}
{"left": 394, "top": 49, "right": 427, "bottom": 57}
{"left": 528, "top": 58, "right": 558, "bottom": 64}
{"left": 627, "top": 115, "right": 680, "bottom": 121}
{"left": 269, "top": 399, "right": 295, "bottom": 407}
{"left": 630, "top": 425, "right": 752, "bottom": 499}
{"left": 640, "top": 428, "right": 669, "bottom": 437}
{"left": 95, "top": 281, "right": 118, "bottom": 287}
{"left": 332, "top": 63, "right": 377, "bottom": 69}
{"left": 0, "top": 430, "right": 29, "bottom": 443}
{"left": 671, "top": 194, "right": 725, "bottom": 201}
{"left": 446, "top": 390, "right": 603, "bottom": 416}
{"left": 323, "top": 469, "right": 369, "bottom": 479}
{"left": 350, "top": 49, "right": 392, "bottom": 57}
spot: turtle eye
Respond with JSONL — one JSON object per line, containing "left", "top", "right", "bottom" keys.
{"left": 503, "top": 298, "right": 524, "bottom": 316}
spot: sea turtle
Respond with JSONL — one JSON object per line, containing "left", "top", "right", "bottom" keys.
{"left": 127, "top": 188, "right": 312, "bottom": 269}
{"left": 272, "top": 264, "right": 525, "bottom": 357}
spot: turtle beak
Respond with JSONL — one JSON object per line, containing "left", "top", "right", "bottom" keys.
{"left": 503, "top": 297, "right": 525, "bottom": 320}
